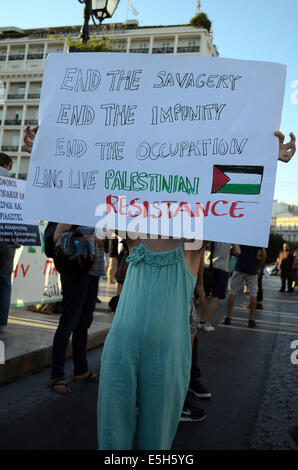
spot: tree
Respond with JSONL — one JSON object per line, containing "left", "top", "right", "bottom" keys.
{"left": 190, "top": 12, "right": 212, "bottom": 31}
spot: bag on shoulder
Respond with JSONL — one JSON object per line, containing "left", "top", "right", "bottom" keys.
{"left": 54, "top": 229, "right": 95, "bottom": 277}
{"left": 44, "top": 222, "right": 58, "bottom": 258}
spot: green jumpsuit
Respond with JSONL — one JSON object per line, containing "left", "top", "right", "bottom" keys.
{"left": 97, "top": 239, "right": 196, "bottom": 450}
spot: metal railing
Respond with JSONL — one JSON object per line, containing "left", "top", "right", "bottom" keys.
{"left": 8, "top": 54, "right": 25, "bottom": 61}
{"left": 1, "top": 145, "right": 19, "bottom": 151}
{"left": 152, "top": 47, "right": 174, "bottom": 54}
{"left": 129, "top": 48, "right": 149, "bottom": 53}
{"left": 4, "top": 119, "right": 22, "bottom": 125}
{"left": 7, "top": 94, "right": 25, "bottom": 100}
{"left": 24, "top": 119, "right": 38, "bottom": 125}
{"left": 27, "top": 93, "right": 40, "bottom": 99}
{"left": 177, "top": 46, "right": 200, "bottom": 53}
{"left": 27, "top": 53, "right": 44, "bottom": 60}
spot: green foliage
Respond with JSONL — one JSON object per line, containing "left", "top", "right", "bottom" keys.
{"left": 66, "top": 35, "right": 115, "bottom": 52}
{"left": 190, "top": 13, "right": 212, "bottom": 31}
{"left": 47, "top": 33, "right": 116, "bottom": 52}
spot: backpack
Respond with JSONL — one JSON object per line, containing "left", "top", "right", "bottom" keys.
{"left": 44, "top": 222, "right": 58, "bottom": 258}
{"left": 53, "top": 230, "right": 95, "bottom": 277}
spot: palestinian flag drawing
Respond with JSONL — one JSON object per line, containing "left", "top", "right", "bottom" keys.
{"left": 211, "top": 165, "right": 264, "bottom": 195}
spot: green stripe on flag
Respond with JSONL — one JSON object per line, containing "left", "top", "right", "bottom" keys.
{"left": 216, "top": 184, "right": 261, "bottom": 195}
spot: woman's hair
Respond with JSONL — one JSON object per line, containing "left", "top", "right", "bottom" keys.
{"left": 0, "top": 152, "right": 13, "bottom": 169}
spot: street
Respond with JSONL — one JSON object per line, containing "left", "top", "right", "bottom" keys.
{"left": 0, "top": 275, "right": 297, "bottom": 451}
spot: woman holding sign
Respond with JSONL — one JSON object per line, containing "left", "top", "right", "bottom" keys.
{"left": 24, "top": 125, "right": 295, "bottom": 449}
{"left": 97, "top": 130, "right": 296, "bottom": 450}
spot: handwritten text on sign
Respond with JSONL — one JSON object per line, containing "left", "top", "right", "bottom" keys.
{"left": 23, "top": 53, "right": 286, "bottom": 246}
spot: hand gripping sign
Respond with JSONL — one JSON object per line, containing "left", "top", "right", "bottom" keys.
{"left": 23, "top": 53, "right": 286, "bottom": 247}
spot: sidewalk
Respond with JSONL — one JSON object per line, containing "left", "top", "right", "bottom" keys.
{"left": 0, "top": 278, "right": 116, "bottom": 386}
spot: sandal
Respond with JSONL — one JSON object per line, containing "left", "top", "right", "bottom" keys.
{"left": 48, "top": 378, "right": 71, "bottom": 394}
{"left": 72, "top": 371, "right": 99, "bottom": 383}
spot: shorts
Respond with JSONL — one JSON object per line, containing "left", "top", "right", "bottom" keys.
{"left": 203, "top": 267, "right": 229, "bottom": 299}
{"left": 229, "top": 270, "right": 258, "bottom": 297}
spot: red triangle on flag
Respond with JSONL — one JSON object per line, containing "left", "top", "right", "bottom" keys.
{"left": 211, "top": 166, "right": 231, "bottom": 193}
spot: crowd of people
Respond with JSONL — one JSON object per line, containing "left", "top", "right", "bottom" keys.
{"left": 0, "top": 127, "right": 296, "bottom": 450}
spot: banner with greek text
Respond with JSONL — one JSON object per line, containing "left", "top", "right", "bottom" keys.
{"left": 0, "top": 176, "right": 41, "bottom": 246}
{"left": 11, "top": 223, "right": 62, "bottom": 306}
{"left": 23, "top": 53, "right": 286, "bottom": 246}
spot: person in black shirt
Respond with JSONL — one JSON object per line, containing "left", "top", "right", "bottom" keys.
{"left": 107, "top": 238, "right": 118, "bottom": 284}
{"left": 224, "top": 245, "right": 266, "bottom": 328}
{"left": 277, "top": 243, "right": 294, "bottom": 292}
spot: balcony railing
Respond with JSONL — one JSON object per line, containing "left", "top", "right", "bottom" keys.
{"left": 4, "top": 119, "right": 22, "bottom": 125}
{"left": 0, "top": 56, "right": 6, "bottom": 61}
{"left": 18, "top": 173, "right": 28, "bottom": 180}
{"left": 27, "top": 53, "right": 44, "bottom": 60}
{"left": 177, "top": 46, "right": 200, "bottom": 53}
{"left": 7, "top": 94, "right": 25, "bottom": 100}
{"left": 1, "top": 145, "right": 19, "bottom": 151}
{"left": 27, "top": 93, "right": 40, "bottom": 99}
{"left": 18, "top": 173, "right": 27, "bottom": 180}
{"left": 152, "top": 47, "right": 174, "bottom": 54}
{"left": 24, "top": 119, "right": 38, "bottom": 125}
{"left": 8, "top": 54, "right": 25, "bottom": 61}
{"left": 129, "top": 48, "right": 149, "bottom": 53}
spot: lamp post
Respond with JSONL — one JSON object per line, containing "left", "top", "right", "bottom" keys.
{"left": 78, "top": 0, "right": 120, "bottom": 44}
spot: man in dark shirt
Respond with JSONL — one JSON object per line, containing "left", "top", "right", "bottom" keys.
{"left": 224, "top": 245, "right": 266, "bottom": 328}
{"left": 277, "top": 243, "right": 294, "bottom": 292}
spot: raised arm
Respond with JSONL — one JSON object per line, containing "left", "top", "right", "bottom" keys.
{"left": 23, "top": 124, "right": 39, "bottom": 154}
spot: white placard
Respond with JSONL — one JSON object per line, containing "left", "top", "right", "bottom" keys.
{"left": 23, "top": 53, "right": 286, "bottom": 246}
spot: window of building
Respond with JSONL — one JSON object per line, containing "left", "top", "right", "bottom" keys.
{"left": 0, "top": 49, "right": 6, "bottom": 61}
{"left": 162, "top": 42, "right": 171, "bottom": 52}
{"left": 18, "top": 85, "right": 25, "bottom": 94}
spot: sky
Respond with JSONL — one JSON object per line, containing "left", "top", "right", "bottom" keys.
{"left": 1, "top": 0, "right": 298, "bottom": 205}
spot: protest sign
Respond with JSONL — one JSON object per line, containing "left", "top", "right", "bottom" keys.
{"left": 0, "top": 176, "right": 41, "bottom": 246}
{"left": 11, "top": 223, "right": 62, "bottom": 306}
{"left": 23, "top": 52, "right": 286, "bottom": 246}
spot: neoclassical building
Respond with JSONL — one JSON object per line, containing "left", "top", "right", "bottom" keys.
{"left": 0, "top": 20, "right": 218, "bottom": 179}
{"left": 271, "top": 200, "right": 298, "bottom": 243}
